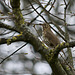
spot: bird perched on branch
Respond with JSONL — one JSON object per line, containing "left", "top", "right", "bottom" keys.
{"left": 41, "top": 23, "right": 65, "bottom": 56}
{"left": 41, "top": 24, "right": 60, "bottom": 48}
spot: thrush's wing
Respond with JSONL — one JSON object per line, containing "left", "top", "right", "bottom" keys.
{"left": 44, "top": 30, "right": 60, "bottom": 47}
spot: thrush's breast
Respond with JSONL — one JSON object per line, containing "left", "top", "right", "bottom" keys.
{"left": 43, "top": 27, "right": 60, "bottom": 48}
{"left": 42, "top": 25, "right": 66, "bottom": 56}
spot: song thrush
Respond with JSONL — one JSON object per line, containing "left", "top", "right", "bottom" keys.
{"left": 42, "top": 24, "right": 60, "bottom": 48}
{"left": 41, "top": 24, "right": 66, "bottom": 57}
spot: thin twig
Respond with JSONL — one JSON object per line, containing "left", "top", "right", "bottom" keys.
{"left": 27, "top": 0, "right": 51, "bottom": 26}
{"left": 0, "top": 43, "right": 28, "bottom": 64}
{"left": 48, "top": 0, "right": 56, "bottom": 11}
{"left": 63, "top": 0, "right": 73, "bottom": 68}
{"left": 23, "top": 6, "right": 40, "bottom": 16}
{"left": 33, "top": 0, "right": 64, "bottom": 21}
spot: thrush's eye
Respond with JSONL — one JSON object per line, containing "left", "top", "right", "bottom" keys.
{"left": 50, "top": 43, "right": 54, "bottom": 47}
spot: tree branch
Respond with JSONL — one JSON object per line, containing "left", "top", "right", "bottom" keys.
{"left": 53, "top": 41, "right": 75, "bottom": 57}
{"left": 0, "top": 34, "right": 24, "bottom": 45}
{"left": 0, "top": 22, "right": 19, "bottom": 33}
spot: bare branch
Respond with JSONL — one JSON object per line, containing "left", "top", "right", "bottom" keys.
{"left": 53, "top": 41, "right": 75, "bottom": 57}
{"left": 48, "top": 0, "right": 56, "bottom": 11}
{"left": 0, "top": 22, "right": 19, "bottom": 33}
{"left": 0, "top": 35, "right": 24, "bottom": 45}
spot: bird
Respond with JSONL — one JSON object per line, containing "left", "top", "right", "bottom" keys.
{"left": 41, "top": 24, "right": 60, "bottom": 48}
{"left": 41, "top": 23, "right": 66, "bottom": 56}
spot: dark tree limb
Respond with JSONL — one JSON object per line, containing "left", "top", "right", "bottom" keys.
{"left": 0, "top": 22, "right": 19, "bottom": 33}
{"left": 0, "top": 34, "right": 24, "bottom": 45}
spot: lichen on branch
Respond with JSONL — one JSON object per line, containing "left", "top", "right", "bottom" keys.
{"left": 10, "top": 0, "right": 25, "bottom": 28}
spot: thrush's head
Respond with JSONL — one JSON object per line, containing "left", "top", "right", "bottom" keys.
{"left": 41, "top": 24, "right": 50, "bottom": 31}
